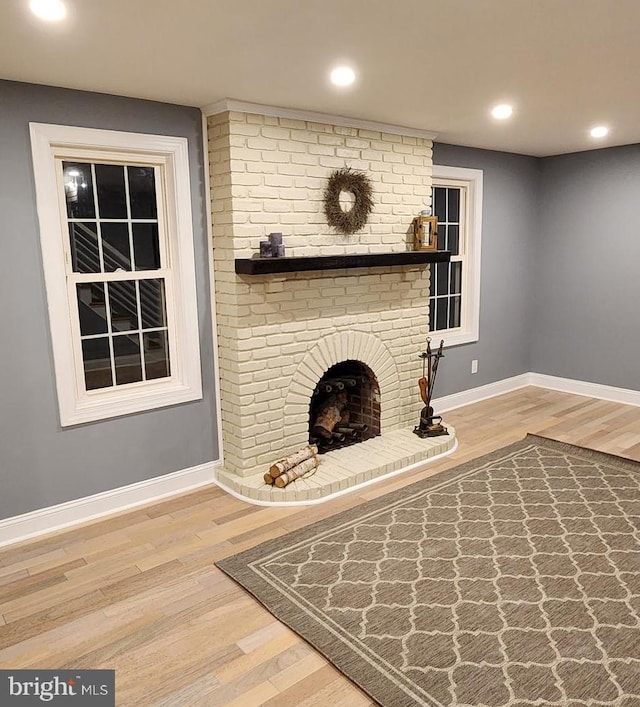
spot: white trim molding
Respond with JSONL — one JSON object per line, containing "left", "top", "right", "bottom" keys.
{"left": 433, "top": 374, "right": 531, "bottom": 413}
{"left": 200, "top": 111, "right": 225, "bottom": 467}
{"left": 528, "top": 373, "right": 640, "bottom": 407}
{"left": 431, "top": 164, "right": 483, "bottom": 349}
{"left": 201, "top": 98, "right": 438, "bottom": 142}
{"left": 0, "top": 461, "right": 220, "bottom": 549}
{"left": 29, "top": 123, "right": 203, "bottom": 426}
{"left": 433, "top": 372, "right": 640, "bottom": 412}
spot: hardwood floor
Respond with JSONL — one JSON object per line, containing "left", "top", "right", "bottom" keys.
{"left": 1, "top": 387, "right": 639, "bottom": 706}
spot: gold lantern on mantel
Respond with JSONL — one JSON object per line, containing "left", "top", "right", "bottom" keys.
{"left": 413, "top": 209, "right": 438, "bottom": 251}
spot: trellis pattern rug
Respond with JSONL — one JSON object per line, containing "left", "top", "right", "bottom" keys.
{"left": 217, "top": 435, "right": 640, "bottom": 706}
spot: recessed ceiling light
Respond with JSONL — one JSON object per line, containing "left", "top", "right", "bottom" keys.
{"left": 330, "top": 66, "right": 356, "bottom": 87}
{"left": 491, "top": 104, "right": 513, "bottom": 120}
{"left": 590, "top": 125, "right": 609, "bottom": 138}
{"left": 29, "top": 0, "right": 66, "bottom": 21}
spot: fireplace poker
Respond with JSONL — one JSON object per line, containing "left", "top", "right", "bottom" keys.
{"left": 427, "top": 339, "right": 445, "bottom": 402}
{"left": 418, "top": 337, "right": 431, "bottom": 406}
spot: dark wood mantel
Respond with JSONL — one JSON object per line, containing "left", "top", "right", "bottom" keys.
{"left": 235, "top": 250, "right": 451, "bottom": 275}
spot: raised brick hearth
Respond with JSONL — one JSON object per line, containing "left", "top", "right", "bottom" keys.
{"left": 207, "top": 106, "right": 456, "bottom": 503}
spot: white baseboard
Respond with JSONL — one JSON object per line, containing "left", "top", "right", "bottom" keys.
{"left": 433, "top": 373, "right": 531, "bottom": 413}
{"left": 0, "top": 460, "right": 220, "bottom": 549}
{"left": 432, "top": 371, "right": 640, "bottom": 413}
{"left": 2, "top": 371, "right": 637, "bottom": 549}
{"left": 528, "top": 372, "right": 640, "bottom": 407}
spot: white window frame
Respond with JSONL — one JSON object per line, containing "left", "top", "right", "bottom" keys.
{"left": 30, "top": 123, "right": 202, "bottom": 426}
{"left": 431, "top": 164, "right": 483, "bottom": 348}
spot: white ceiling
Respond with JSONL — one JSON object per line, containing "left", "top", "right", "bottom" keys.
{"left": 1, "top": 0, "right": 639, "bottom": 156}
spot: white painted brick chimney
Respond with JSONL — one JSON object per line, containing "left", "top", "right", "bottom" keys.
{"left": 207, "top": 107, "right": 453, "bottom": 496}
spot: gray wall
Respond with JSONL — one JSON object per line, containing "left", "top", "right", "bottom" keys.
{"left": 4, "top": 79, "right": 637, "bottom": 523}
{"left": 0, "top": 80, "right": 218, "bottom": 521}
{"left": 532, "top": 146, "right": 640, "bottom": 390}
{"left": 431, "top": 143, "right": 539, "bottom": 398}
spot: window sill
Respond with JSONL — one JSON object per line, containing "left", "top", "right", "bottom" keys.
{"left": 60, "top": 381, "right": 203, "bottom": 427}
{"left": 437, "top": 329, "right": 479, "bottom": 349}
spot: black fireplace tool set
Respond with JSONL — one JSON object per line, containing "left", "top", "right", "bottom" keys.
{"left": 414, "top": 337, "right": 449, "bottom": 438}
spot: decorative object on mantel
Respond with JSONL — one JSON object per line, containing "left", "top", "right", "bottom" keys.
{"left": 323, "top": 167, "right": 374, "bottom": 235}
{"left": 259, "top": 232, "right": 286, "bottom": 258}
{"left": 264, "top": 444, "right": 319, "bottom": 488}
{"left": 413, "top": 337, "right": 448, "bottom": 438}
{"left": 268, "top": 232, "right": 286, "bottom": 257}
{"left": 413, "top": 208, "right": 438, "bottom": 251}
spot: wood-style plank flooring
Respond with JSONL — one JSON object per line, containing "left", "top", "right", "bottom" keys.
{"left": 1, "top": 387, "right": 639, "bottom": 705}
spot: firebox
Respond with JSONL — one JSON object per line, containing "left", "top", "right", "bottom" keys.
{"left": 308, "top": 360, "right": 381, "bottom": 454}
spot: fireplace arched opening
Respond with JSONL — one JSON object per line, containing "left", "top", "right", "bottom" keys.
{"left": 308, "top": 360, "right": 381, "bottom": 454}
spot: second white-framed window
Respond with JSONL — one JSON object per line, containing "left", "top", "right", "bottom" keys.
{"left": 30, "top": 123, "right": 202, "bottom": 426}
{"left": 429, "top": 165, "right": 483, "bottom": 347}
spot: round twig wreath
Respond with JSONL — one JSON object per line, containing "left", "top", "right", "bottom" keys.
{"left": 323, "top": 167, "right": 373, "bottom": 235}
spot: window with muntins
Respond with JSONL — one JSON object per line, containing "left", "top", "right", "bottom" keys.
{"left": 65, "top": 161, "right": 171, "bottom": 390}
{"left": 429, "top": 165, "right": 483, "bottom": 347}
{"left": 30, "top": 124, "right": 202, "bottom": 426}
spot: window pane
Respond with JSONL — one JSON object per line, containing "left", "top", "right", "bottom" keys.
{"left": 95, "top": 164, "right": 127, "bottom": 219}
{"left": 434, "top": 187, "right": 446, "bottom": 221}
{"left": 128, "top": 166, "right": 157, "bottom": 219}
{"left": 101, "top": 222, "right": 131, "bottom": 271}
{"left": 144, "top": 331, "right": 171, "bottom": 380}
{"left": 107, "top": 281, "right": 139, "bottom": 332}
{"left": 63, "top": 162, "right": 95, "bottom": 219}
{"left": 447, "top": 188, "right": 460, "bottom": 222}
{"left": 82, "top": 337, "right": 112, "bottom": 390}
{"left": 436, "top": 298, "right": 448, "bottom": 330}
{"left": 113, "top": 334, "right": 143, "bottom": 385}
{"left": 449, "top": 295, "right": 462, "bottom": 328}
{"left": 133, "top": 223, "right": 161, "bottom": 270}
{"left": 437, "top": 262, "right": 450, "bottom": 296}
{"left": 448, "top": 225, "right": 460, "bottom": 255}
{"left": 429, "top": 299, "right": 435, "bottom": 331}
{"left": 450, "top": 261, "right": 462, "bottom": 294}
{"left": 69, "top": 222, "right": 100, "bottom": 273}
{"left": 437, "top": 223, "right": 447, "bottom": 251}
{"left": 139, "top": 279, "right": 167, "bottom": 329}
{"left": 77, "top": 283, "right": 108, "bottom": 336}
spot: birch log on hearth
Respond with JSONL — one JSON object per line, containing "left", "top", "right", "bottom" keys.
{"left": 269, "top": 444, "right": 318, "bottom": 479}
{"left": 274, "top": 456, "right": 319, "bottom": 488}
{"left": 312, "top": 392, "right": 348, "bottom": 439}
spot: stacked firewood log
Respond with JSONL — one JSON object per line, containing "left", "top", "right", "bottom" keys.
{"left": 309, "top": 378, "right": 368, "bottom": 452}
{"left": 264, "top": 444, "right": 319, "bottom": 488}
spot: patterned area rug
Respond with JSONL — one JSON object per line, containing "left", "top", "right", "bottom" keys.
{"left": 217, "top": 435, "right": 640, "bottom": 706}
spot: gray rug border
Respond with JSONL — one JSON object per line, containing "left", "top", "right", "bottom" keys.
{"left": 216, "top": 434, "right": 640, "bottom": 707}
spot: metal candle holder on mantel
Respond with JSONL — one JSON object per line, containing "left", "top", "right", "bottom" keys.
{"left": 413, "top": 337, "right": 449, "bottom": 438}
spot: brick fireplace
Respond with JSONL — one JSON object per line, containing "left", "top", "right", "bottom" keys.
{"left": 206, "top": 104, "right": 456, "bottom": 502}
